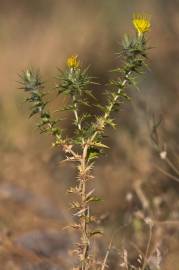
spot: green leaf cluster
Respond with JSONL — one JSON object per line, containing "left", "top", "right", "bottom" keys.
{"left": 20, "top": 29, "right": 149, "bottom": 156}
{"left": 20, "top": 69, "right": 62, "bottom": 142}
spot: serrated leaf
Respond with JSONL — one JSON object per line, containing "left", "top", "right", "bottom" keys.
{"left": 91, "top": 142, "right": 109, "bottom": 148}
{"left": 29, "top": 107, "right": 41, "bottom": 118}
{"left": 105, "top": 118, "right": 116, "bottom": 129}
{"left": 87, "top": 147, "right": 100, "bottom": 161}
{"left": 86, "top": 196, "right": 102, "bottom": 203}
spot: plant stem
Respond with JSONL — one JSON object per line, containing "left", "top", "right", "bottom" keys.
{"left": 77, "top": 71, "right": 131, "bottom": 269}
{"left": 91, "top": 72, "right": 131, "bottom": 143}
{"left": 79, "top": 143, "right": 90, "bottom": 270}
{"left": 73, "top": 95, "right": 82, "bottom": 131}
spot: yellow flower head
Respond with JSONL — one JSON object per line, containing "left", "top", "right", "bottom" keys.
{"left": 67, "top": 55, "right": 80, "bottom": 69}
{"left": 132, "top": 14, "right": 151, "bottom": 36}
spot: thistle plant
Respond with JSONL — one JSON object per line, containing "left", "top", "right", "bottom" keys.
{"left": 20, "top": 14, "right": 151, "bottom": 270}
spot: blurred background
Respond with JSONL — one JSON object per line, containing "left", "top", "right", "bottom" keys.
{"left": 0, "top": 1, "right": 179, "bottom": 269}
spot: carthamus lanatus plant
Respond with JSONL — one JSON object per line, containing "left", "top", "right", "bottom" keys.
{"left": 20, "top": 14, "right": 151, "bottom": 270}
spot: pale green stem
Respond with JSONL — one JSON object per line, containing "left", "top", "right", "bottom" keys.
{"left": 73, "top": 95, "right": 82, "bottom": 131}
{"left": 91, "top": 72, "right": 131, "bottom": 142}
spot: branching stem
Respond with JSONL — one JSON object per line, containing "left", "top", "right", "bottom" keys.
{"left": 91, "top": 72, "right": 131, "bottom": 143}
